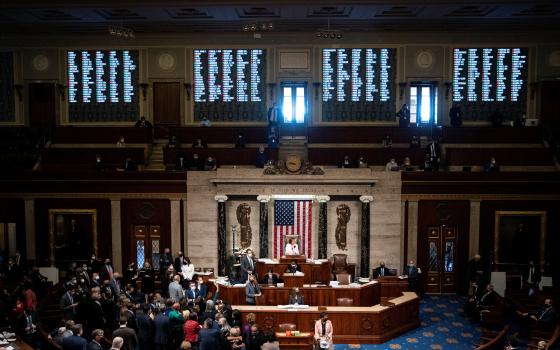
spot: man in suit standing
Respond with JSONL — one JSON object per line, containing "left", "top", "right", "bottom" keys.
{"left": 153, "top": 307, "right": 169, "bottom": 350}
{"left": 85, "top": 291, "right": 105, "bottom": 338}
{"left": 186, "top": 281, "right": 201, "bottom": 307}
{"left": 136, "top": 305, "right": 154, "bottom": 350}
{"left": 173, "top": 251, "right": 185, "bottom": 275}
{"left": 373, "top": 261, "right": 391, "bottom": 279}
{"left": 87, "top": 329, "right": 104, "bottom": 350}
{"left": 199, "top": 317, "right": 221, "bottom": 350}
{"left": 60, "top": 286, "right": 78, "bottom": 320}
{"left": 113, "top": 317, "right": 138, "bottom": 350}
{"left": 196, "top": 275, "right": 209, "bottom": 300}
{"left": 168, "top": 275, "right": 184, "bottom": 302}
{"left": 426, "top": 140, "right": 441, "bottom": 171}
{"left": 523, "top": 260, "right": 542, "bottom": 290}
{"left": 403, "top": 260, "right": 420, "bottom": 293}
{"left": 100, "top": 258, "right": 114, "bottom": 283}
{"left": 240, "top": 249, "right": 256, "bottom": 283}
{"left": 62, "top": 324, "right": 88, "bottom": 350}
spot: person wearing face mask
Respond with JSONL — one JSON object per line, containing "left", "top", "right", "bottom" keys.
{"left": 484, "top": 156, "right": 500, "bottom": 172}
{"left": 240, "top": 249, "right": 256, "bottom": 283}
{"left": 196, "top": 276, "right": 208, "bottom": 300}
{"left": 124, "top": 262, "right": 138, "bottom": 286}
{"left": 186, "top": 282, "right": 200, "bottom": 307}
{"left": 160, "top": 248, "right": 173, "bottom": 274}
{"left": 60, "top": 286, "right": 79, "bottom": 320}
{"left": 91, "top": 273, "right": 101, "bottom": 288}
{"left": 373, "top": 261, "right": 391, "bottom": 279}
{"left": 181, "top": 257, "right": 195, "bottom": 288}
{"left": 314, "top": 313, "right": 333, "bottom": 350}
{"left": 402, "top": 260, "right": 420, "bottom": 293}
{"left": 262, "top": 269, "right": 279, "bottom": 285}
{"left": 174, "top": 251, "right": 185, "bottom": 275}
{"left": 288, "top": 287, "right": 304, "bottom": 305}
{"left": 285, "top": 260, "right": 301, "bottom": 274}
{"left": 520, "top": 298, "right": 557, "bottom": 325}
{"left": 245, "top": 275, "right": 261, "bottom": 305}
{"left": 100, "top": 258, "right": 114, "bottom": 282}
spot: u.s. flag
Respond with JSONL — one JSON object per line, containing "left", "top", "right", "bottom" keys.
{"left": 274, "top": 200, "right": 312, "bottom": 258}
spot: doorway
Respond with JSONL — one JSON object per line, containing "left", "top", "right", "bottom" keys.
{"left": 410, "top": 82, "right": 438, "bottom": 126}
{"left": 153, "top": 82, "right": 181, "bottom": 138}
{"left": 279, "top": 82, "right": 307, "bottom": 138}
{"left": 425, "top": 225, "right": 458, "bottom": 294}
{"left": 29, "top": 82, "right": 56, "bottom": 129}
{"left": 133, "top": 225, "right": 162, "bottom": 270}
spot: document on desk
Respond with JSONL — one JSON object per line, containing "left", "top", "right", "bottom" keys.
{"left": 277, "top": 304, "right": 310, "bottom": 309}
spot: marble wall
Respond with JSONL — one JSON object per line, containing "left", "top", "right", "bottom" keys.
{"left": 185, "top": 168, "right": 403, "bottom": 277}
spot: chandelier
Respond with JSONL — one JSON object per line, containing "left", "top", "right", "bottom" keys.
{"left": 315, "top": 9, "right": 343, "bottom": 39}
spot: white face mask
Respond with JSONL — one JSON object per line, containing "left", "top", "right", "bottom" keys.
{"left": 191, "top": 286, "right": 196, "bottom": 290}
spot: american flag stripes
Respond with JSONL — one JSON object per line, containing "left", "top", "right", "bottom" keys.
{"left": 274, "top": 200, "right": 312, "bottom": 258}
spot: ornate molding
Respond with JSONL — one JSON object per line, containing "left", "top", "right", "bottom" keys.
{"left": 317, "top": 195, "right": 331, "bottom": 203}
{"left": 257, "top": 195, "right": 271, "bottom": 203}
{"left": 359, "top": 195, "right": 374, "bottom": 203}
{"left": 214, "top": 195, "right": 229, "bottom": 202}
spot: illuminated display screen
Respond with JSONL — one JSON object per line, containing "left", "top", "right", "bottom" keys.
{"left": 322, "top": 48, "right": 396, "bottom": 121}
{"left": 67, "top": 50, "right": 139, "bottom": 122}
{"left": 193, "top": 49, "right": 266, "bottom": 121}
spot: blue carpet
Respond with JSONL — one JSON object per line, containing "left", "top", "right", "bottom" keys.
{"left": 334, "top": 295, "right": 481, "bottom": 350}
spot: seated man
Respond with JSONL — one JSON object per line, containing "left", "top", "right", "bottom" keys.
{"left": 385, "top": 158, "right": 399, "bottom": 171}
{"left": 204, "top": 156, "right": 217, "bottom": 171}
{"left": 255, "top": 146, "right": 268, "bottom": 168}
{"left": 484, "top": 157, "right": 500, "bottom": 172}
{"left": 288, "top": 287, "right": 304, "bottom": 305}
{"left": 187, "top": 154, "right": 202, "bottom": 171}
{"left": 285, "top": 261, "right": 301, "bottom": 274}
{"left": 284, "top": 238, "right": 300, "bottom": 256}
{"left": 465, "top": 284, "right": 499, "bottom": 321}
{"left": 262, "top": 269, "right": 279, "bottom": 285}
{"left": 400, "top": 157, "right": 414, "bottom": 171}
{"left": 339, "top": 155, "right": 353, "bottom": 168}
{"left": 519, "top": 298, "right": 557, "bottom": 325}
{"left": 372, "top": 261, "right": 391, "bottom": 279}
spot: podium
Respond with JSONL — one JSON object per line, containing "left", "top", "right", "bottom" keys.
{"left": 283, "top": 273, "right": 305, "bottom": 288}
{"left": 280, "top": 255, "right": 306, "bottom": 264}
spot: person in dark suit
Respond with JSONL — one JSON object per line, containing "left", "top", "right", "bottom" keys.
{"left": 523, "top": 260, "right": 542, "bottom": 289}
{"left": 174, "top": 252, "right": 185, "bottom": 275}
{"left": 85, "top": 291, "right": 105, "bottom": 337}
{"left": 527, "top": 299, "right": 557, "bottom": 324}
{"left": 468, "top": 254, "right": 484, "bottom": 296}
{"left": 199, "top": 318, "right": 221, "bottom": 350}
{"left": 235, "top": 133, "right": 246, "bottom": 148}
{"left": 372, "top": 261, "right": 391, "bottom": 279}
{"left": 60, "top": 286, "right": 78, "bottom": 320}
{"left": 160, "top": 248, "right": 173, "bottom": 274}
{"left": 153, "top": 307, "right": 169, "bottom": 350}
{"left": 113, "top": 317, "right": 138, "bottom": 350}
{"left": 186, "top": 281, "right": 201, "bottom": 307}
{"left": 16, "top": 308, "right": 41, "bottom": 349}
{"left": 87, "top": 329, "right": 104, "bottom": 350}
{"left": 62, "top": 324, "right": 88, "bottom": 350}
{"left": 136, "top": 305, "right": 154, "bottom": 350}
{"left": 262, "top": 269, "right": 279, "bottom": 285}
{"left": 196, "top": 275, "right": 209, "bottom": 300}
{"left": 288, "top": 287, "right": 304, "bottom": 305}
{"left": 245, "top": 275, "right": 262, "bottom": 305}
{"left": 255, "top": 146, "right": 269, "bottom": 168}
{"left": 240, "top": 249, "right": 256, "bottom": 283}
{"left": 134, "top": 116, "right": 153, "bottom": 129}
{"left": 403, "top": 260, "right": 420, "bottom": 293}
{"left": 285, "top": 261, "right": 301, "bottom": 274}
{"left": 449, "top": 103, "right": 463, "bottom": 127}
{"left": 483, "top": 157, "right": 500, "bottom": 172}
{"left": 426, "top": 140, "right": 441, "bottom": 171}
{"left": 99, "top": 259, "right": 114, "bottom": 283}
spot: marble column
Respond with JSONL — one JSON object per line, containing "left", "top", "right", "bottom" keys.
{"left": 215, "top": 195, "right": 228, "bottom": 277}
{"left": 170, "top": 199, "right": 181, "bottom": 254}
{"left": 407, "top": 200, "right": 419, "bottom": 264}
{"left": 257, "top": 195, "right": 271, "bottom": 258}
{"left": 469, "top": 200, "right": 481, "bottom": 259}
{"left": 359, "top": 195, "right": 374, "bottom": 278}
{"left": 317, "top": 196, "right": 330, "bottom": 259}
{"left": 24, "top": 199, "right": 36, "bottom": 262}
{"left": 110, "top": 199, "right": 123, "bottom": 273}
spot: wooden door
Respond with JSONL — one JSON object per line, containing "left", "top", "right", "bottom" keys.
{"left": 153, "top": 82, "right": 181, "bottom": 138}
{"left": 425, "top": 225, "right": 458, "bottom": 294}
{"left": 539, "top": 81, "right": 560, "bottom": 124}
{"left": 132, "top": 225, "right": 162, "bottom": 270}
{"left": 29, "top": 82, "right": 56, "bottom": 128}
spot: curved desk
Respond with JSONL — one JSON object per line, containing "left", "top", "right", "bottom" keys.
{"left": 233, "top": 292, "right": 420, "bottom": 344}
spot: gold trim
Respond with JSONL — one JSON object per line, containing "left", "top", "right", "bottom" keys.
{"left": 48, "top": 209, "right": 98, "bottom": 267}
{"left": 493, "top": 210, "right": 546, "bottom": 267}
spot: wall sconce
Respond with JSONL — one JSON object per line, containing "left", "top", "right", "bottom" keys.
{"left": 183, "top": 83, "right": 192, "bottom": 100}
{"left": 398, "top": 82, "right": 407, "bottom": 99}
{"left": 313, "top": 82, "right": 321, "bottom": 100}
{"left": 444, "top": 82, "right": 452, "bottom": 100}
{"left": 267, "top": 83, "right": 276, "bottom": 100}
{"left": 13, "top": 84, "right": 23, "bottom": 102}
{"left": 139, "top": 83, "right": 149, "bottom": 101}
{"left": 529, "top": 82, "right": 538, "bottom": 100}
{"left": 56, "top": 83, "right": 67, "bottom": 101}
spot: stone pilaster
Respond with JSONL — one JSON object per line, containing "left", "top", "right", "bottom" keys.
{"left": 257, "top": 195, "right": 271, "bottom": 258}
{"left": 317, "top": 195, "right": 330, "bottom": 259}
{"left": 359, "top": 195, "right": 374, "bottom": 278}
{"left": 24, "top": 199, "right": 36, "bottom": 262}
{"left": 215, "top": 195, "right": 228, "bottom": 277}
{"left": 170, "top": 199, "right": 181, "bottom": 255}
{"left": 110, "top": 199, "right": 123, "bottom": 273}
{"left": 407, "top": 200, "right": 419, "bottom": 264}
{"left": 469, "top": 200, "right": 481, "bottom": 259}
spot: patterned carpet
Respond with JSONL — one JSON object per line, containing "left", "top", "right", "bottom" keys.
{"left": 334, "top": 295, "right": 481, "bottom": 350}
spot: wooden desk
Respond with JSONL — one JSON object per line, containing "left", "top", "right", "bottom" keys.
{"left": 234, "top": 292, "right": 420, "bottom": 344}
{"left": 217, "top": 281, "right": 378, "bottom": 306}
{"left": 376, "top": 276, "right": 409, "bottom": 300}
{"left": 282, "top": 273, "right": 304, "bottom": 288}
{"left": 279, "top": 256, "right": 306, "bottom": 264}
{"left": 275, "top": 332, "right": 313, "bottom": 350}
{"left": 256, "top": 261, "right": 331, "bottom": 285}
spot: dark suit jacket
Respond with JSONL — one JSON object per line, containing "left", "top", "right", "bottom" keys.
{"left": 523, "top": 265, "right": 542, "bottom": 284}
{"left": 199, "top": 328, "right": 220, "bottom": 350}
{"left": 197, "top": 283, "right": 209, "bottom": 299}
{"left": 403, "top": 265, "right": 419, "bottom": 279}
{"left": 86, "top": 341, "right": 103, "bottom": 350}
{"left": 154, "top": 314, "right": 169, "bottom": 345}
{"left": 99, "top": 264, "right": 114, "bottom": 282}
{"left": 240, "top": 256, "right": 256, "bottom": 282}
{"left": 262, "top": 273, "right": 279, "bottom": 285}
{"left": 288, "top": 294, "right": 304, "bottom": 305}
{"left": 86, "top": 299, "right": 105, "bottom": 331}
{"left": 112, "top": 326, "right": 138, "bottom": 350}
{"left": 285, "top": 264, "right": 301, "bottom": 274}
{"left": 373, "top": 266, "right": 392, "bottom": 278}
{"left": 62, "top": 335, "right": 88, "bottom": 350}
{"left": 136, "top": 312, "right": 154, "bottom": 344}
{"left": 186, "top": 288, "right": 201, "bottom": 302}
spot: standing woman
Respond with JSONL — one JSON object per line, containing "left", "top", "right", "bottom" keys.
{"left": 314, "top": 313, "right": 333, "bottom": 350}
{"left": 139, "top": 261, "right": 155, "bottom": 295}
{"left": 181, "top": 257, "right": 195, "bottom": 288}
{"left": 245, "top": 275, "right": 261, "bottom": 305}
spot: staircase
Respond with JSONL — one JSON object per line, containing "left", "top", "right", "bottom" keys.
{"left": 144, "top": 139, "right": 166, "bottom": 171}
